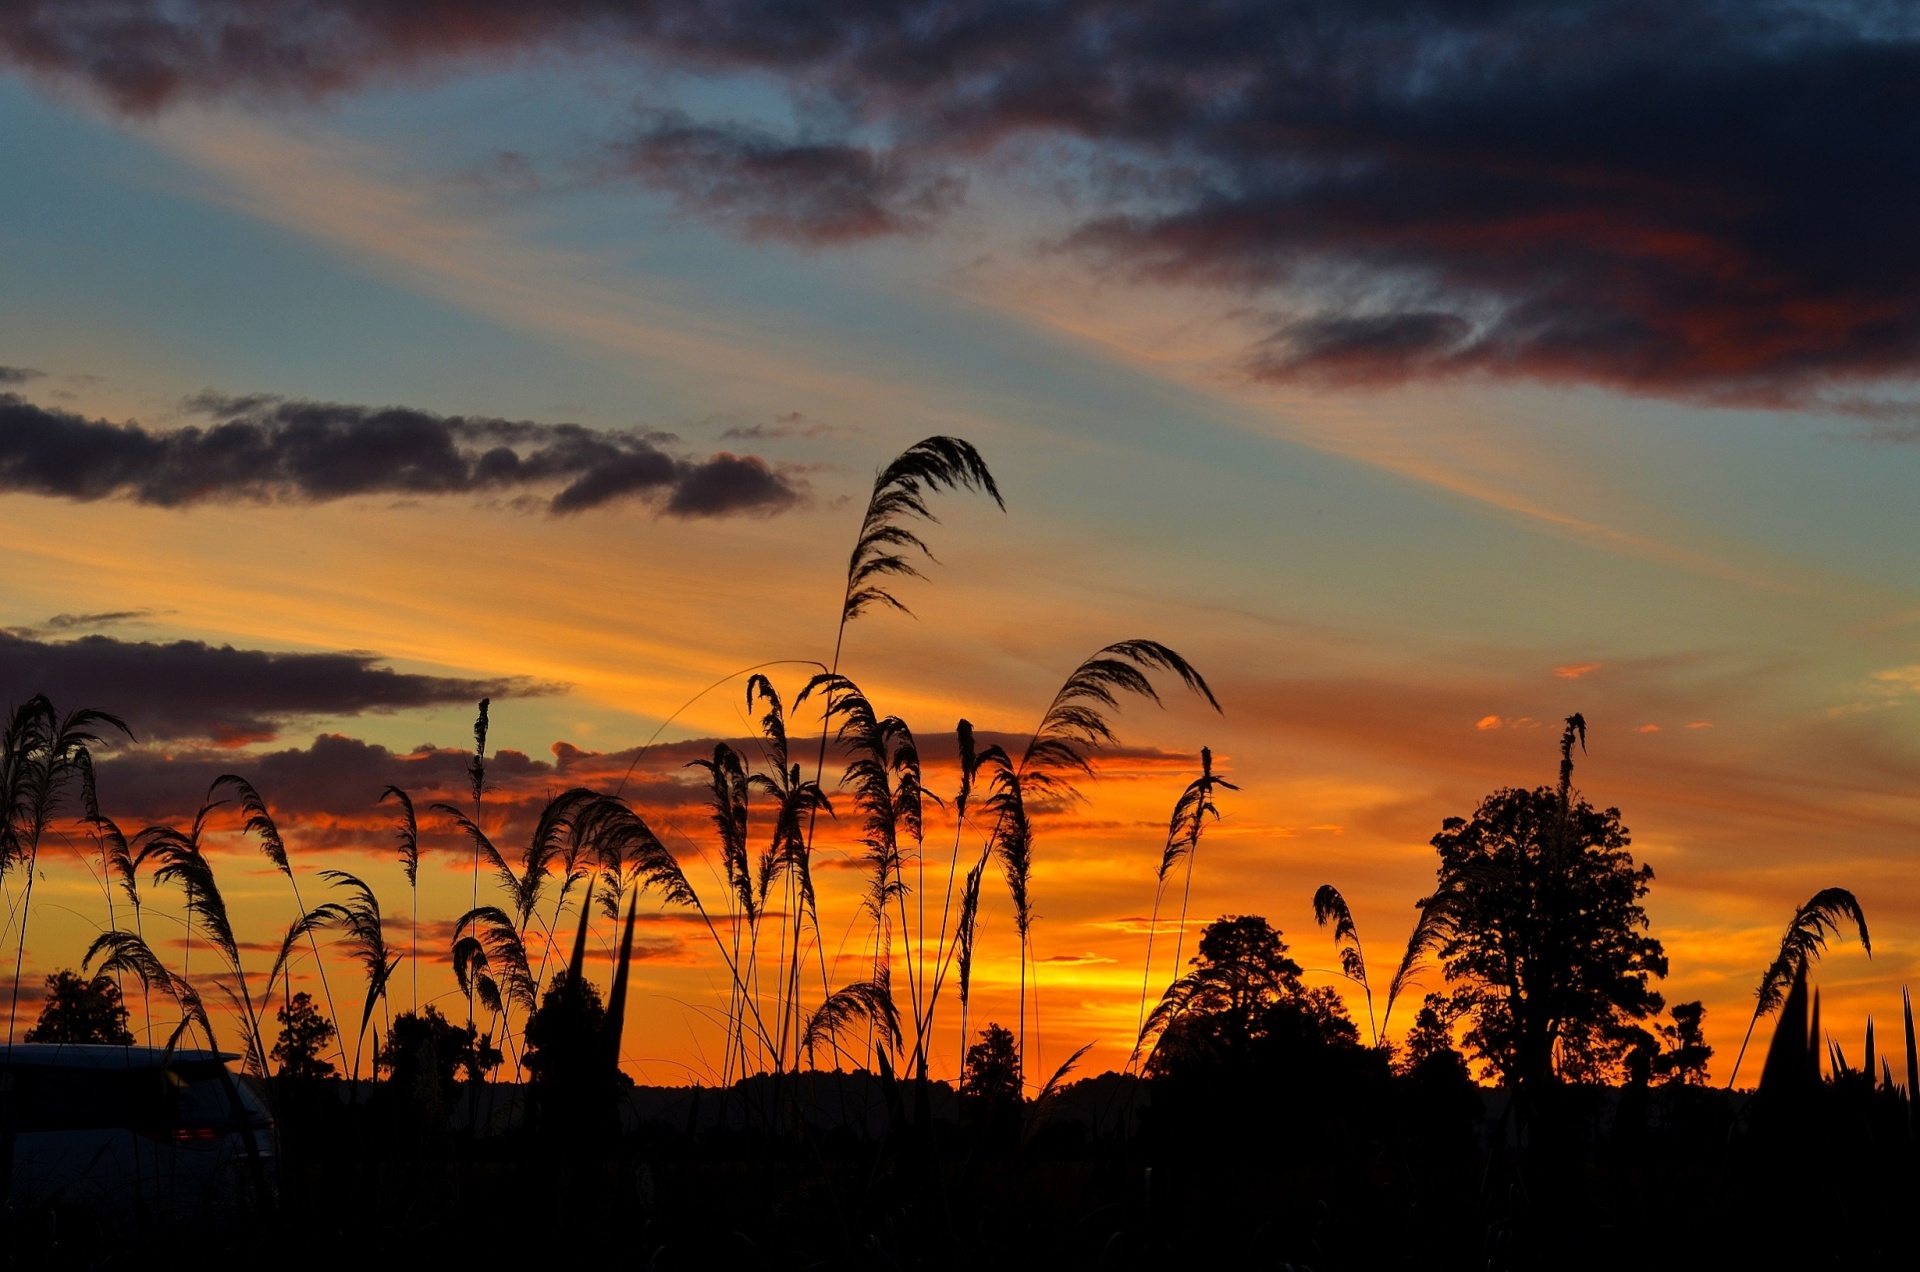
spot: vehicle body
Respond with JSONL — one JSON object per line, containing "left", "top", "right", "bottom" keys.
{"left": 0, "top": 1044, "right": 276, "bottom": 1228}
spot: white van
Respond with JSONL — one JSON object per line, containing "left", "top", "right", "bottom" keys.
{"left": 0, "top": 1044, "right": 277, "bottom": 1228}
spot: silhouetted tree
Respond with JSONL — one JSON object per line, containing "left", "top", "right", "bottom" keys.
{"left": 1654, "top": 1000, "right": 1712, "bottom": 1085}
{"left": 1143, "top": 915, "right": 1355, "bottom": 1073}
{"left": 1141, "top": 912, "right": 1378, "bottom": 1246}
{"left": 522, "top": 971, "right": 626, "bottom": 1136}
{"left": 1400, "top": 991, "right": 1469, "bottom": 1083}
{"left": 23, "top": 969, "right": 132, "bottom": 1045}
{"left": 271, "top": 991, "right": 337, "bottom": 1080}
{"left": 376, "top": 1005, "right": 495, "bottom": 1116}
{"left": 959, "top": 1022, "right": 1021, "bottom": 1138}
{"left": 1424, "top": 783, "right": 1667, "bottom": 1090}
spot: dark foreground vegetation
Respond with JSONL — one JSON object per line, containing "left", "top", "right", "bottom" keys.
{"left": 17, "top": 960, "right": 1919, "bottom": 1272}
{"left": 0, "top": 437, "right": 1909, "bottom": 1268}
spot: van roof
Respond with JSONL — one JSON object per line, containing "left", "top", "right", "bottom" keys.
{"left": 0, "top": 1043, "right": 237, "bottom": 1069}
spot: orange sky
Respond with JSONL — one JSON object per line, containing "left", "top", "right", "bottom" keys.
{"left": 3, "top": 463, "right": 1909, "bottom": 1087}
{"left": 3, "top": 56, "right": 1918, "bottom": 1091}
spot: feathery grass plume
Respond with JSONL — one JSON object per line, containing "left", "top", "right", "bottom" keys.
{"left": 453, "top": 904, "right": 537, "bottom": 1033}
{"left": 1382, "top": 874, "right": 1467, "bottom": 1040}
{"left": 805, "top": 438, "right": 999, "bottom": 1059}
{"left": 1546, "top": 712, "right": 1589, "bottom": 876}
{"left": 208, "top": 774, "right": 291, "bottom": 876}
{"left": 89, "top": 814, "right": 139, "bottom": 926}
{"left": 1133, "top": 964, "right": 1201, "bottom": 1061}
{"left": 1313, "top": 884, "right": 1378, "bottom": 1046}
{"left": 689, "top": 744, "right": 756, "bottom": 925}
{"left": 1021, "top": 1042, "right": 1094, "bottom": 1149}
{"left": 801, "top": 974, "right": 901, "bottom": 1070}
{"left": 575, "top": 794, "right": 701, "bottom": 911}
{"left": 533, "top": 805, "right": 600, "bottom": 995}
{"left": 260, "top": 904, "right": 342, "bottom": 1022}
{"left": 469, "top": 697, "right": 490, "bottom": 806}
{"left": 800, "top": 674, "right": 933, "bottom": 981}
{"left": 975, "top": 745, "right": 1040, "bottom": 1071}
{"left": 434, "top": 787, "right": 599, "bottom": 935}
{"left": 382, "top": 786, "right": 420, "bottom": 1009}
{"left": 451, "top": 935, "right": 500, "bottom": 1016}
{"left": 744, "top": 676, "right": 791, "bottom": 935}
{"left": 210, "top": 772, "right": 349, "bottom": 1073}
{"left": 683, "top": 749, "right": 756, "bottom": 1083}
{"left": 836, "top": 436, "right": 1003, "bottom": 637}
{"left": 87, "top": 813, "right": 147, "bottom": 1042}
{"left": 383, "top": 786, "right": 419, "bottom": 889}
{"left": 466, "top": 696, "right": 490, "bottom": 1022}
{"left": 1556, "top": 713, "right": 1587, "bottom": 807}
{"left": 997, "top": 637, "right": 1221, "bottom": 1076}
{"left": 747, "top": 676, "right": 834, "bottom": 1063}
{"left": 1728, "top": 887, "right": 1871, "bottom": 1086}
{"left": 84, "top": 929, "right": 213, "bottom": 1052}
{"left": 801, "top": 672, "right": 933, "bottom": 1067}
{"left": 1019, "top": 641, "right": 1220, "bottom": 797}
{"left": 913, "top": 719, "right": 983, "bottom": 1073}
{"left": 1, "top": 696, "right": 131, "bottom": 1047}
{"left": 316, "top": 870, "right": 400, "bottom": 1082}
{"left": 136, "top": 818, "right": 271, "bottom": 1074}
{"left": 955, "top": 860, "right": 985, "bottom": 1058}
{"left": 1136, "top": 748, "right": 1237, "bottom": 1053}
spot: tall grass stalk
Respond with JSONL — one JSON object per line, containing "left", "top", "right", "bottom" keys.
{"left": 802, "top": 438, "right": 1002, "bottom": 1062}
{"left": 316, "top": 869, "right": 399, "bottom": 1085}
{"left": 136, "top": 812, "right": 269, "bottom": 1074}
{"left": 1728, "top": 888, "right": 1871, "bottom": 1087}
{"left": 213, "top": 774, "right": 351, "bottom": 1077}
{"left": 1312, "top": 884, "right": 1377, "bottom": 1047}
{"left": 1135, "top": 749, "right": 1235, "bottom": 1055}
{"left": 383, "top": 786, "right": 420, "bottom": 1010}
{"left": 1, "top": 697, "right": 129, "bottom": 1050}
{"left": 466, "top": 697, "right": 489, "bottom": 1028}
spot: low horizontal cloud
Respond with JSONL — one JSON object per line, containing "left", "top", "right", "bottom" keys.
{"left": 5, "top": 609, "right": 163, "bottom": 640}
{"left": 0, "top": 365, "right": 40, "bottom": 385}
{"left": 718, "top": 412, "right": 840, "bottom": 443}
{"left": 609, "top": 112, "right": 963, "bottom": 245}
{"left": 87, "top": 724, "right": 1188, "bottom": 861}
{"left": 0, "top": 391, "right": 804, "bottom": 517}
{"left": 7, "top": 3, "right": 1920, "bottom": 400}
{"left": 0, "top": 630, "right": 552, "bottom": 745}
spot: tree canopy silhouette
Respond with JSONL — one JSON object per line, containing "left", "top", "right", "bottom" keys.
{"left": 1141, "top": 914, "right": 1356, "bottom": 1075}
{"left": 1423, "top": 780, "right": 1667, "bottom": 1090}
{"left": 271, "top": 991, "right": 337, "bottom": 1081}
{"left": 23, "top": 969, "right": 133, "bottom": 1045}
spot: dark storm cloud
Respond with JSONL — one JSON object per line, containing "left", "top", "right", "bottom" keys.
{"left": 610, "top": 113, "right": 962, "bottom": 245}
{"left": 6, "top": 2, "right": 1920, "bottom": 401}
{"left": 0, "top": 630, "right": 553, "bottom": 744}
{"left": 0, "top": 391, "right": 804, "bottom": 516}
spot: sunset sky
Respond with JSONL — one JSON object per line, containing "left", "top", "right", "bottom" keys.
{"left": 2, "top": 2, "right": 1918, "bottom": 1085}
